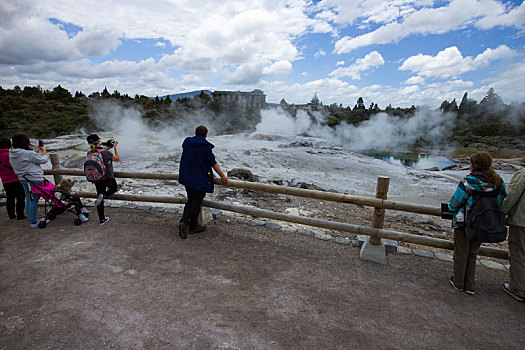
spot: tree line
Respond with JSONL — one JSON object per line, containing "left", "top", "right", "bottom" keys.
{"left": 0, "top": 85, "right": 523, "bottom": 156}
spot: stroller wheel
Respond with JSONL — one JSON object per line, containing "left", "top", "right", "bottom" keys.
{"left": 74, "top": 218, "right": 82, "bottom": 226}
{"left": 38, "top": 222, "right": 47, "bottom": 229}
{"left": 48, "top": 213, "right": 56, "bottom": 221}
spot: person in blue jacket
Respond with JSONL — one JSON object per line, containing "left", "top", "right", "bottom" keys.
{"left": 447, "top": 152, "right": 506, "bottom": 295}
{"left": 178, "top": 125, "right": 228, "bottom": 239}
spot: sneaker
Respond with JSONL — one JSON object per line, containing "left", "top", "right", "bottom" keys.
{"left": 9, "top": 217, "right": 16, "bottom": 221}
{"left": 79, "top": 214, "right": 89, "bottom": 222}
{"left": 38, "top": 218, "right": 50, "bottom": 224}
{"left": 179, "top": 222, "right": 188, "bottom": 239}
{"left": 465, "top": 289, "right": 475, "bottom": 296}
{"left": 17, "top": 215, "right": 27, "bottom": 221}
{"left": 449, "top": 276, "right": 463, "bottom": 292}
{"left": 189, "top": 225, "right": 206, "bottom": 234}
{"left": 95, "top": 194, "right": 104, "bottom": 206}
{"left": 503, "top": 282, "right": 525, "bottom": 302}
{"left": 99, "top": 217, "right": 110, "bottom": 226}
{"left": 80, "top": 207, "right": 90, "bottom": 214}
{"left": 30, "top": 222, "right": 39, "bottom": 228}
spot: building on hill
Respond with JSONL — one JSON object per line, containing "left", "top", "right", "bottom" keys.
{"left": 212, "top": 89, "right": 266, "bottom": 109}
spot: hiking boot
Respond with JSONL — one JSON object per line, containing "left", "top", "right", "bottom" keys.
{"left": 95, "top": 194, "right": 104, "bottom": 206}
{"left": 99, "top": 217, "right": 110, "bottom": 226}
{"left": 79, "top": 214, "right": 89, "bottom": 222}
{"left": 189, "top": 225, "right": 206, "bottom": 234}
{"left": 449, "top": 276, "right": 463, "bottom": 292}
{"left": 503, "top": 282, "right": 524, "bottom": 302}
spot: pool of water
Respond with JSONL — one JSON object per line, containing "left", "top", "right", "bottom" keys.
{"left": 362, "top": 151, "right": 460, "bottom": 170}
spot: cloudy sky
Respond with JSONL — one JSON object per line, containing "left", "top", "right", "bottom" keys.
{"left": 1, "top": 0, "right": 524, "bottom": 108}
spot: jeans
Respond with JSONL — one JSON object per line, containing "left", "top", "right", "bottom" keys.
{"left": 20, "top": 179, "right": 41, "bottom": 224}
{"left": 2, "top": 181, "right": 26, "bottom": 220}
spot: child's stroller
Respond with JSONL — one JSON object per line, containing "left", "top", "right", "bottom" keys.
{"left": 23, "top": 176, "right": 88, "bottom": 228}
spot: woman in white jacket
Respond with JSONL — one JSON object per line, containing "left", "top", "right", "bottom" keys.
{"left": 9, "top": 134, "right": 48, "bottom": 228}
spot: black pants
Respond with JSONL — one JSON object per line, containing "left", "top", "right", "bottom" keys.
{"left": 94, "top": 178, "right": 118, "bottom": 222}
{"left": 181, "top": 186, "right": 206, "bottom": 230}
{"left": 3, "top": 181, "right": 25, "bottom": 220}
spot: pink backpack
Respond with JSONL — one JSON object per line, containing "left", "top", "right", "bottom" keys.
{"left": 84, "top": 151, "right": 107, "bottom": 182}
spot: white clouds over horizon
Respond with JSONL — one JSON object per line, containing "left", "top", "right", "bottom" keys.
{"left": 0, "top": 0, "right": 524, "bottom": 108}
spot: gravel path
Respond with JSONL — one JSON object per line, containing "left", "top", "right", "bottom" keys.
{"left": 1, "top": 207, "right": 524, "bottom": 349}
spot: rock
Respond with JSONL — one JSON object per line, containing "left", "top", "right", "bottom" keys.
{"left": 62, "top": 152, "right": 86, "bottom": 168}
{"left": 264, "top": 222, "right": 282, "bottom": 229}
{"left": 412, "top": 249, "right": 434, "bottom": 259}
{"left": 313, "top": 232, "right": 332, "bottom": 241}
{"left": 424, "top": 167, "right": 440, "bottom": 171}
{"left": 227, "top": 168, "right": 259, "bottom": 182}
{"left": 293, "top": 182, "right": 324, "bottom": 191}
{"left": 442, "top": 164, "right": 469, "bottom": 171}
{"left": 278, "top": 140, "right": 314, "bottom": 148}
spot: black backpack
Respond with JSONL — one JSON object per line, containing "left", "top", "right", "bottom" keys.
{"left": 464, "top": 187, "right": 507, "bottom": 243}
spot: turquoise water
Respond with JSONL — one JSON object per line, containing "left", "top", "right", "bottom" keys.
{"left": 362, "top": 151, "right": 459, "bottom": 170}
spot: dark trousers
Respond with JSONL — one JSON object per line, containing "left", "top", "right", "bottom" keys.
{"left": 94, "top": 178, "right": 118, "bottom": 222}
{"left": 181, "top": 186, "right": 206, "bottom": 230}
{"left": 3, "top": 181, "right": 26, "bottom": 220}
{"left": 68, "top": 194, "right": 83, "bottom": 215}
{"left": 453, "top": 228, "right": 481, "bottom": 291}
{"left": 508, "top": 225, "right": 525, "bottom": 298}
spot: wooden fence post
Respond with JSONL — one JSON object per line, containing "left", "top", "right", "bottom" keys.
{"left": 49, "top": 154, "right": 63, "bottom": 185}
{"left": 370, "top": 176, "right": 390, "bottom": 245}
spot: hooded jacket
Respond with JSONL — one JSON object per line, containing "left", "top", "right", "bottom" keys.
{"left": 502, "top": 168, "right": 525, "bottom": 227}
{"left": 178, "top": 136, "right": 217, "bottom": 193}
{"left": 0, "top": 149, "right": 19, "bottom": 184}
{"left": 9, "top": 148, "right": 48, "bottom": 182}
{"left": 448, "top": 174, "right": 506, "bottom": 229}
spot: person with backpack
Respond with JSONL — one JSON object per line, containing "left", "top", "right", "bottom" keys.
{"left": 447, "top": 152, "right": 506, "bottom": 295}
{"left": 9, "top": 134, "right": 49, "bottom": 228}
{"left": 86, "top": 134, "right": 119, "bottom": 226}
{"left": 502, "top": 168, "right": 525, "bottom": 302}
{"left": 0, "top": 137, "right": 26, "bottom": 221}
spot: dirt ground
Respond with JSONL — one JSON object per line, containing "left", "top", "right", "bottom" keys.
{"left": 0, "top": 207, "right": 524, "bottom": 350}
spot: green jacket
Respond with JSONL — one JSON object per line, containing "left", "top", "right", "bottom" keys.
{"left": 502, "top": 168, "right": 525, "bottom": 227}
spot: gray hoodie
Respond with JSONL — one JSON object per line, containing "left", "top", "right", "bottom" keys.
{"left": 9, "top": 148, "right": 48, "bottom": 182}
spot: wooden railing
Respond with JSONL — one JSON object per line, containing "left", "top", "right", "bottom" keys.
{"left": 1, "top": 154, "right": 508, "bottom": 260}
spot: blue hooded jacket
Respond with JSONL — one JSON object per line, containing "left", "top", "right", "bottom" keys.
{"left": 178, "top": 136, "right": 217, "bottom": 193}
{"left": 448, "top": 174, "right": 506, "bottom": 229}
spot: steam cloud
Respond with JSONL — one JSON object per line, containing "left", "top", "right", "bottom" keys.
{"left": 254, "top": 107, "right": 455, "bottom": 151}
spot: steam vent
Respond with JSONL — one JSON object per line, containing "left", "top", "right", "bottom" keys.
{"left": 212, "top": 89, "right": 266, "bottom": 109}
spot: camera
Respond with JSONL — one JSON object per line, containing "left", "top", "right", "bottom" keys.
{"left": 105, "top": 139, "right": 117, "bottom": 148}
{"left": 38, "top": 140, "right": 44, "bottom": 147}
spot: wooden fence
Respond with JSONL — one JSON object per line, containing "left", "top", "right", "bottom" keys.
{"left": 0, "top": 154, "right": 509, "bottom": 260}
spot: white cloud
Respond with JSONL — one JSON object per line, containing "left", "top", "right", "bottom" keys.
{"left": 329, "top": 51, "right": 384, "bottom": 79}
{"left": 486, "top": 61, "right": 525, "bottom": 103}
{"left": 399, "top": 45, "right": 516, "bottom": 78}
{"left": 404, "top": 76, "right": 425, "bottom": 85}
{"left": 314, "top": 49, "right": 326, "bottom": 59}
{"left": 333, "top": 0, "right": 520, "bottom": 54}
{"left": 336, "top": 60, "right": 345, "bottom": 66}
{"left": 154, "top": 42, "right": 167, "bottom": 48}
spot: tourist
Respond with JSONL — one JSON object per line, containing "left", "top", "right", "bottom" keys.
{"left": 86, "top": 134, "right": 119, "bottom": 225}
{"left": 447, "top": 152, "right": 506, "bottom": 295}
{"left": 9, "top": 134, "right": 49, "bottom": 228}
{"left": 502, "top": 168, "right": 525, "bottom": 302}
{"left": 178, "top": 125, "right": 228, "bottom": 239}
{"left": 0, "top": 137, "right": 26, "bottom": 221}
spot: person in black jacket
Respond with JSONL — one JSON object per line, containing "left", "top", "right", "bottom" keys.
{"left": 178, "top": 126, "right": 228, "bottom": 239}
